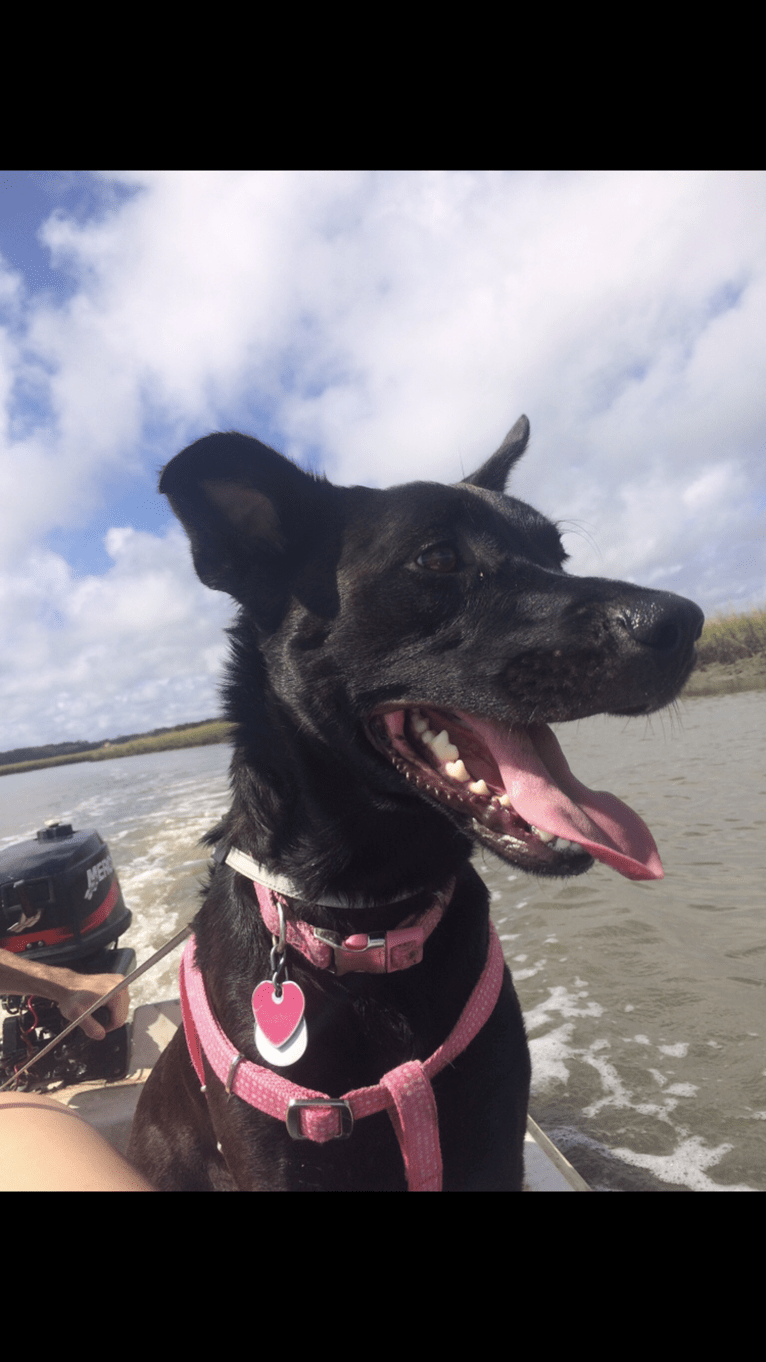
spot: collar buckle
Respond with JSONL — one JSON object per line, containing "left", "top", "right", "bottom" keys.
{"left": 313, "top": 927, "right": 388, "bottom": 975}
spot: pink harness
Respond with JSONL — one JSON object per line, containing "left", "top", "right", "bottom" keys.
{"left": 180, "top": 875, "right": 506, "bottom": 1192}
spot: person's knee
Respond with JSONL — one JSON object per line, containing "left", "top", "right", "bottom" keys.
{"left": 0, "top": 1092, "right": 154, "bottom": 1191}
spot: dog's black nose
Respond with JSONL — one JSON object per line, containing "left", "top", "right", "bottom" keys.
{"left": 619, "top": 595, "right": 704, "bottom": 656}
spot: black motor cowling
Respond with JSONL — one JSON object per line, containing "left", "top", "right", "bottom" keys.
{"left": 0, "top": 821, "right": 131, "bottom": 964}
{"left": 0, "top": 823, "right": 134, "bottom": 1089}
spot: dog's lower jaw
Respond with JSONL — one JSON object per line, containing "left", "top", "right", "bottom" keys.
{"left": 469, "top": 814, "right": 593, "bottom": 876}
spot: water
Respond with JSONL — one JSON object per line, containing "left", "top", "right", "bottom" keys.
{"left": 1, "top": 691, "right": 763, "bottom": 1191}
{"left": 482, "top": 690, "right": 766, "bottom": 1192}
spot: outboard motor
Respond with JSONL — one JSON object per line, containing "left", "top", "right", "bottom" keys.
{"left": 0, "top": 822, "right": 135, "bottom": 1089}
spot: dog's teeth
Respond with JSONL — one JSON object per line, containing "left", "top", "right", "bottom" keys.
{"left": 468, "top": 779, "right": 490, "bottom": 796}
{"left": 426, "top": 728, "right": 459, "bottom": 761}
{"left": 498, "top": 795, "right": 512, "bottom": 809}
{"left": 417, "top": 723, "right": 459, "bottom": 761}
{"left": 528, "top": 827, "right": 586, "bottom": 854}
{"left": 445, "top": 759, "right": 471, "bottom": 782}
{"left": 417, "top": 730, "right": 457, "bottom": 762}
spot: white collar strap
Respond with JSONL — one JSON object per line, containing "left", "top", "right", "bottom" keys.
{"left": 218, "top": 845, "right": 425, "bottom": 910}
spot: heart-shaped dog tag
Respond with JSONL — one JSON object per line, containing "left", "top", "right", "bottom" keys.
{"left": 252, "top": 980, "right": 305, "bottom": 1049}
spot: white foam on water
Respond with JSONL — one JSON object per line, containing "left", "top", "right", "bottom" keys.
{"left": 523, "top": 976, "right": 758, "bottom": 1191}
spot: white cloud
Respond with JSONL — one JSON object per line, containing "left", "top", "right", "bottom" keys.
{"left": 0, "top": 526, "right": 232, "bottom": 750}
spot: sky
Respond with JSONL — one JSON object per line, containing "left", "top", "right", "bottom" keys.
{"left": 0, "top": 169, "right": 764, "bottom": 752}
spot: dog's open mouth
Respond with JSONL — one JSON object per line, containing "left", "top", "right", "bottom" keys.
{"left": 369, "top": 707, "right": 663, "bottom": 882}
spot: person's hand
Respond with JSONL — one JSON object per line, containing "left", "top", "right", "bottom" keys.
{"left": 58, "top": 975, "right": 129, "bottom": 1041}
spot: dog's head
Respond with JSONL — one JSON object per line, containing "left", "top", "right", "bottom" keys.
{"left": 161, "top": 418, "right": 703, "bottom": 886}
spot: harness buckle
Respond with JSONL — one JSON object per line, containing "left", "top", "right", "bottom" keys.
{"left": 286, "top": 1098, "right": 354, "bottom": 1140}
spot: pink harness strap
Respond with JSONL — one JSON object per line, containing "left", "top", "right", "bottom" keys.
{"left": 380, "top": 1061, "right": 442, "bottom": 1192}
{"left": 180, "top": 922, "right": 505, "bottom": 1191}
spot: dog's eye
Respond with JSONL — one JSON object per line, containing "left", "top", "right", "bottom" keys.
{"left": 416, "top": 543, "right": 460, "bottom": 573}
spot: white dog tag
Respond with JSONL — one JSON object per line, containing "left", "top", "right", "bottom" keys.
{"left": 254, "top": 1014, "right": 308, "bottom": 1066}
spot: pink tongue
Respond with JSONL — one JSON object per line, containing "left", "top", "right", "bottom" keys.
{"left": 464, "top": 715, "right": 663, "bottom": 882}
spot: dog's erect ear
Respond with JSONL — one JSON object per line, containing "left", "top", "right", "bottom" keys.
{"left": 461, "top": 415, "right": 530, "bottom": 493}
{"left": 160, "top": 432, "right": 324, "bottom": 602}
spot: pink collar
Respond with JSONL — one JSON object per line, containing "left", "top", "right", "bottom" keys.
{"left": 179, "top": 921, "right": 505, "bottom": 1192}
{"left": 252, "top": 877, "right": 454, "bottom": 975}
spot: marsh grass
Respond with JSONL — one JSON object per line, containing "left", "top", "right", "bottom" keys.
{"left": 695, "top": 606, "right": 766, "bottom": 665}
{"left": 681, "top": 605, "right": 766, "bottom": 696}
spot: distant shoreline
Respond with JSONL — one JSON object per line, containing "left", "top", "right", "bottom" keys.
{"left": 0, "top": 720, "right": 232, "bottom": 778}
{"left": 681, "top": 656, "right": 766, "bottom": 699}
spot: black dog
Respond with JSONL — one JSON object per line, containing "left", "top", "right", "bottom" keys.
{"left": 128, "top": 416, "right": 703, "bottom": 1191}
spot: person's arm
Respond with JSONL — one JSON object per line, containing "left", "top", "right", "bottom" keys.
{"left": 0, "top": 949, "right": 128, "bottom": 1040}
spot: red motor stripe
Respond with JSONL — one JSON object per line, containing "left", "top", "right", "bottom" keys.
{"left": 0, "top": 879, "right": 120, "bottom": 953}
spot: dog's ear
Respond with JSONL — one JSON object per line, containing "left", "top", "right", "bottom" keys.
{"left": 462, "top": 415, "right": 530, "bottom": 492}
{"left": 160, "top": 432, "right": 324, "bottom": 605}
